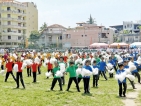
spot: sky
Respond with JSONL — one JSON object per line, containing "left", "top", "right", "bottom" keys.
{"left": 19, "top": 0, "right": 141, "bottom": 29}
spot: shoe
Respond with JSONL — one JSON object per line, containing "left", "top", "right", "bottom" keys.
{"left": 84, "top": 91, "right": 87, "bottom": 94}
{"left": 78, "top": 90, "right": 81, "bottom": 92}
{"left": 66, "top": 89, "right": 69, "bottom": 91}
{"left": 87, "top": 91, "right": 90, "bottom": 93}
{"left": 60, "top": 89, "right": 63, "bottom": 91}
{"left": 119, "top": 95, "right": 122, "bottom": 97}
{"left": 123, "top": 94, "right": 126, "bottom": 97}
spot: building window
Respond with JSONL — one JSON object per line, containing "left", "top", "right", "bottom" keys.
{"left": 18, "top": 23, "right": 21, "bottom": 27}
{"left": 14, "top": 43, "right": 17, "bottom": 45}
{"left": 101, "top": 33, "right": 107, "bottom": 38}
{"left": 85, "top": 35, "right": 87, "bottom": 36}
{"left": 6, "top": 43, "right": 11, "bottom": 45}
{"left": 82, "top": 35, "right": 83, "bottom": 37}
{"left": 135, "top": 36, "right": 138, "bottom": 39}
{"left": 7, "top": 7, "right": 11, "bottom": 11}
{"left": 50, "top": 29, "right": 52, "bottom": 31}
{"left": 7, "top": 28, "right": 11, "bottom": 32}
{"left": 124, "top": 26, "right": 126, "bottom": 29}
{"left": 127, "top": 24, "right": 129, "bottom": 28}
{"left": 49, "top": 37, "right": 52, "bottom": 41}
{"left": 8, "top": 36, "right": 11, "bottom": 39}
{"left": 7, "top": 21, "right": 11, "bottom": 25}
{"left": 0, "top": 21, "right": 1, "bottom": 25}
{"left": 18, "top": 9, "right": 21, "bottom": 13}
{"left": 18, "top": 30, "right": 21, "bottom": 33}
{"left": 18, "top": 36, "right": 21, "bottom": 40}
{"left": 18, "top": 16, "right": 21, "bottom": 20}
{"left": 7, "top": 14, "right": 11, "bottom": 18}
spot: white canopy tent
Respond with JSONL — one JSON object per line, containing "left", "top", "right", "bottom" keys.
{"left": 130, "top": 42, "right": 141, "bottom": 48}
{"left": 89, "top": 43, "right": 108, "bottom": 48}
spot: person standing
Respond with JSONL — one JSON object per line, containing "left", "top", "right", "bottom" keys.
{"left": 15, "top": 57, "right": 25, "bottom": 89}
{"left": 46, "top": 56, "right": 53, "bottom": 79}
{"left": 92, "top": 60, "right": 99, "bottom": 87}
{"left": 50, "top": 62, "right": 62, "bottom": 91}
{"left": 83, "top": 60, "right": 92, "bottom": 93}
{"left": 116, "top": 63, "right": 127, "bottom": 97}
{"left": 66, "top": 61, "right": 80, "bottom": 92}
{"left": 31, "top": 60, "right": 38, "bottom": 83}
{"left": 5, "top": 58, "right": 16, "bottom": 82}
{"left": 98, "top": 57, "right": 107, "bottom": 80}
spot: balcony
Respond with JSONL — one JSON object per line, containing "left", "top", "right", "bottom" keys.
{"left": 1, "top": 2, "right": 27, "bottom": 9}
{"left": 1, "top": 10, "right": 26, "bottom": 16}
{"left": 2, "top": 18, "right": 26, "bottom": 23}
{"left": 2, "top": 32, "right": 23, "bottom": 36}
{"left": 2, "top": 25, "right": 26, "bottom": 29}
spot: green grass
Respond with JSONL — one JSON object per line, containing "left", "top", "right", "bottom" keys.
{"left": 1, "top": 67, "right": 140, "bottom": 106}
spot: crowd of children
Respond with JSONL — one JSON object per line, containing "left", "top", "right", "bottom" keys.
{"left": 0, "top": 49, "right": 141, "bottom": 97}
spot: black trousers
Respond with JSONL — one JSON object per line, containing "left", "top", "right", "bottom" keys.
{"left": 51, "top": 78, "right": 62, "bottom": 90}
{"left": 1, "top": 65, "right": 4, "bottom": 70}
{"left": 67, "top": 77, "right": 80, "bottom": 91}
{"left": 128, "top": 78, "right": 135, "bottom": 89}
{"left": 77, "top": 78, "right": 82, "bottom": 84}
{"left": 61, "top": 76, "right": 65, "bottom": 85}
{"left": 5, "top": 71, "right": 16, "bottom": 82}
{"left": 93, "top": 75, "right": 98, "bottom": 87}
{"left": 33, "top": 72, "right": 37, "bottom": 82}
{"left": 134, "top": 72, "right": 141, "bottom": 83}
{"left": 27, "top": 68, "right": 31, "bottom": 77}
{"left": 99, "top": 71, "right": 107, "bottom": 80}
{"left": 83, "top": 78, "right": 90, "bottom": 92}
{"left": 114, "top": 66, "right": 117, "bottom": 72}
{"left": 119, "top": 83, "right": 127, "bottom": 96}
{"left": 109, "top": 73, "right": 113, "bottom": 78}
{"left": 38, "top": 66, "right": 41, "bottom": 74}
{"left": 16, "top": 72, "right": 25, "bottom": 88}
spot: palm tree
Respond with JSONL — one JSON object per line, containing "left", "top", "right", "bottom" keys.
{"left": 40, "top": 22, "right": 47, "bottom": 32}
{"left": 87, "top": 14, "right": 96, "bottom": 24}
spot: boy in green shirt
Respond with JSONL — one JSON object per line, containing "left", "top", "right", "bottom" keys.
{"left": 50, "top": 62, "right": 62, "bottom": 91}
{"left": 66, "top": 61, "right": 80, "bottom": 92}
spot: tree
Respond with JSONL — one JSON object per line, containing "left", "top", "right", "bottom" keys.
{"left": 40, "top": 22, "right": 47, "bottom": 32}
{"left": 28, "top": 30, "right": 40, "bottom": 49}
{"left": 87, "top": 14, "right": 96, "bottom": 24}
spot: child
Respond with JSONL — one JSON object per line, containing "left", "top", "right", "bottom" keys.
{"left": 98, "top": 57, "right": 107, "bottom": 80}
{"left": 5, "top": 58, "right": 16, "bottom": 82}
{"left": 46, "top": 56, "right": 53, "bottom": 79}
{"left": 66, "top": 61, "right": 80, "bottom": 92}
{"left": 15, "top": 57, "right": 25, "bottom": 89}
{"left": 83, "top": 60, "right": 92, "bottom": 93}
{"left": 123, "top": 60, "right": 136, "bottom": 89}
{"left": 116, "top": 63, "right": 127, "bottom": 97}
{"left": 108, "top": 57, "right": 114, "bottom": 78}
{"left": 50, "top": 62, "right": 62, "bottom": 91}
{"left": 31, "top": 60, "right": 38, "bottom": 83}
{"left": 92, "top": 60, "right": 99, "bottom": 87}
{"left": 59, "top": 56, "right": 66, "bottom": 85}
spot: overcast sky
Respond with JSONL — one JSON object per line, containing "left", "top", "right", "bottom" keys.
{"left": 19, "top": 0, "right": 141, "bottom": 29}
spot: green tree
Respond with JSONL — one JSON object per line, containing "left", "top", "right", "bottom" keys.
{"left": 87, "top": 14, "right": 95, "bottom": 24}
{"left": 40, "top": 22, "right": 47, "bottom": 32}
{"left": 28, "top": 30, "right": 40, "bottom": 49}
{"left": 139, "top": 26, "right": 141, "bottom": 30}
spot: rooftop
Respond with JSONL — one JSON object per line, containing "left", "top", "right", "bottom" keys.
{"left": 47, "top": 24, "right": 66, "bottom": 29}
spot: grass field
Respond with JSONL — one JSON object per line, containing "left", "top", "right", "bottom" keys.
{"left": 0, "top": 66, "right": 140, "bottom": 106}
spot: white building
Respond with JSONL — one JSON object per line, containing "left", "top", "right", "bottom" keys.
{"left": 38, "top": 24, "right": 66, "bottom": 48}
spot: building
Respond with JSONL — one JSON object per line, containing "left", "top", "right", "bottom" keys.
{"left": 110, "top": 21, "right": 141, "bottom": 34}
{"left": 0, "top": 0, "right": 38, "bottom": 48}
{"left": 38, "top": 24, "right": 66, "bottom": 48}
{"left": 118, "top": 33, "right": 141, "bottom": 44}
{"left": 62, "top": 22, "right": 114, "bottom": 48}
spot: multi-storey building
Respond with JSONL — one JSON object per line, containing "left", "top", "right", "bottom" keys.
{"left": 38, "top": 24, "right": 66, "bottom": 48}
{"left": 0, "top": 0, "right": 38, "bottom": 48}
{"left": 62, "top": 22, "right": 114, "bottom": 48}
